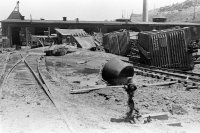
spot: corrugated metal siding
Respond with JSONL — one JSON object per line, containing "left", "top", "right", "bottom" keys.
{"left": 74, "top": 36, "right": 96, "bottom": 49}
{"left": 138, "top": 27, "right": 193, "bottom": 70}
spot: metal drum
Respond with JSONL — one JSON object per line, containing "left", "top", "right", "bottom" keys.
{"left": 101, "top": 58, "right": 134, "bottom": 85}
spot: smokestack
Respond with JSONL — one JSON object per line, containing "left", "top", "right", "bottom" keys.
{"left": 21, "top": 16, "right": 25, "bottom": 20}
{"left": 76, "top": 18, "right": 79, "bottom": 23}
{"left": 143, "top": 0, "right": 148, "bottom": 22}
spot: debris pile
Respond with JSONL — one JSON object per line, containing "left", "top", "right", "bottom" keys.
{"left": 31, "top": 35, "right": 56, "bottom": 48}
{"left": 45, "top": 45, "right": 68, "bottom": 56}
{"left": 55, "top": 29, "right": 96, "bottom": 49}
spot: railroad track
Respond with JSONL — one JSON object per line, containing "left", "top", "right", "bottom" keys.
{"left": 122, "top": 60, "right": 200, "bottom": 88}
{"left": 0, "top": 52, "right": 11, "bottom": 78}
{"left": 0, "top": 52, "right": 73, "bottom": 133}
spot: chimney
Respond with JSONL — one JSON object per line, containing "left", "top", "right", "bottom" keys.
{"left": 143, "top": 0, "right": 148, "bottom": 22}
{"left": 21, "top": 16, "right": 25, "bottom": 20}
{"left": 63, "top": 17, "right": 67, "bottom": 21}
{"left": 76, "top": 18, "right": 79, "bottom": 23}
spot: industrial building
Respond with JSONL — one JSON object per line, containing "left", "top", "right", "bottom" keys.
{"left": 1, "top": 1, "right": 200, "bottom": 47}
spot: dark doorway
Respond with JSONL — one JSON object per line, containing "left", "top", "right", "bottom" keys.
{"left": 35, "top": 27, "right": 48, "bottom": 35}
{"left": 130, "top": 27, "right": 141, "bottom": 32}
{"left": 11, "top": 27, "right": 21, "bottom": 46}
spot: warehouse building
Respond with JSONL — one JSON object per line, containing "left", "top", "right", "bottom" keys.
{"left": 1, "top": 2, "right": 200, "bottom": 47}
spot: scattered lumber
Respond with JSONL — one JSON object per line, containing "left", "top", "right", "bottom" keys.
{"left": 194, "top": 61, "right": 200, "bottom": 64}
{"left": 166, "top": 122, "right": 182, "bottom": 127}
{"left": 45, "top": 45, "right": 68, "bottom": 56}
{"left": 76, "top": 60, "right": 87, "bottom": 64}
{"left": 28, "top": 52, "right": 46, "bottom": 56}
{"left": 142, "top": 113, "right": 169, "bottom": 120}
{"left": 193, "top": 106, "right": 200, "bottom": 111}
{"left": 185, "top": 86, "right": 199, "bottom": 91}
{"left": 142, "top": 81, "right": 177, "bottom": 87}
{"left": 70, "top": 81, "right": 178, "bottom": 94}
{"left": 70, "top": 85, "right": 124, "bottom": 94}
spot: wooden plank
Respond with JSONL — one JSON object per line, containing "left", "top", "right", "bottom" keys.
{"left": 185, "top": 86, "right": 199, "bottom": 91}
{"left": 70, "top": 85, "right": 124, "bottom": 94}
{"left": 142, "top": 113, "right": 169, "bottom": 120}
{"left": 70, "top": 81, "right": 178, "bottom": 94}
{"left": 142, "top": 81, "right": 177, "bottom": 87}
{"left": 166, "top": 122, "right": 182, "bottom": 127}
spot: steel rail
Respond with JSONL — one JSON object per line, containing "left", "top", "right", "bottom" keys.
{"left": 37, "top": 58, "right": 74, "bottom": 132}
{"left": 0, "top": 53, "right": 11, "bottom": 79}
{"left": 0, "top": 53, "right": 11, "bottom": 97}
{"left": 22, "top": 55, "right": 73, "bottom": 132}
{"left": 132, "top": 62, "right": 200, "bottom": 80}
{"left": 122, "top": 60, "right": 200, "bottom": 87}
{"left": 0, "top": 54, "right": 29, "bottom": 99}
{"left": 123, "top": 60, "right": 200, "bottom": 80}
{"left": 134, "top": 69, "right": 200, "bottom": 86}
{"left": 3, "top": 55, "right": 29, "bottom": 83}
{"left": 1, "top": 53, "right": 73, "bottom": 133}
{"left": 22, "top": 55, "right": 55, "bottom": 104}
{"left": 134, "top": 65, "right": 200, "bottom": 83}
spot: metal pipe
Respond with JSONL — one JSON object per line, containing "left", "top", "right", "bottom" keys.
{"left": 143, "top": 0, "right": 148, "bottom": 22}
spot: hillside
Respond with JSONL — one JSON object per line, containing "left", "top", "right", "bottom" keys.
{"left": 131, "top": 0, "right": 200, "bottom": 22}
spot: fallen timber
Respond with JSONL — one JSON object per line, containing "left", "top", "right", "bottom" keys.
{"left": 70, "top": 81, "right": 178, "bottom": 94}
{"left": 37, "top": 58, "right": 74, "bottom": 133}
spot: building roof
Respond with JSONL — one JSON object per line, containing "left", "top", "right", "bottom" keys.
{"left": 7, "top": 11, "right": 22, "bottom": 19}
{"left": 1, "top": 19, "right": 200, "bottom": 26}
{"left": 55, "top": 29, "right": 88, "bottom": 36}
{"left": 0, "top": 19, "right": 128, "bottom": 25}
{"left": 115, "top": 18, "right": 131, "bottom": 22}
{"left": 74, "top": 36, "right": 96, "bottom": 49}
{"left": 55, "top": 28, "right": 96, "bottom": 49}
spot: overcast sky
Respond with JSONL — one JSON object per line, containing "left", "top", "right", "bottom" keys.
{"left": 0, "top": 0, "right": 186, "bottom": 21}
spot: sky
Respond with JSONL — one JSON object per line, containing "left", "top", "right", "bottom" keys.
{"left": 0, "top": 0, "right": 186, "bottom": 21}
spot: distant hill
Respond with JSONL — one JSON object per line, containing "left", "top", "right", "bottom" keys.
{"left": 131, "top": 0, "right": 200, "bottom": 22}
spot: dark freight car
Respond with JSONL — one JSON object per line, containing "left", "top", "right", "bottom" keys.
{"left": 103, "top": 31, "right": 131, "bottom": 56}
{"left": 137, "top": 27, "right": 195, "bottom": 70}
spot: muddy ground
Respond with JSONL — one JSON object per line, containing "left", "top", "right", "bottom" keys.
{"left": 1, "top": 48, "right": 200, "bottom": 133}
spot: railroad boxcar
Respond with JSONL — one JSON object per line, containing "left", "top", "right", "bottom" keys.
{"left": 137, "top": 27, "right": 195, "bottom": 70}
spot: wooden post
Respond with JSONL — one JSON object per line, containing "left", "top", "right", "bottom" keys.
{"left": 26, "top": 27, "right": 29, "bottom": 46}
{"left": 7, "top": 26, "right": 12, "bottom": 47}
{"left": 48, "top": 27, "right": 50, "bottom": 36}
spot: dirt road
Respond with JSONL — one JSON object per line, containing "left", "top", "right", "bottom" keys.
{"left": 1, "top": 49, "right": 200, "bottom": 133}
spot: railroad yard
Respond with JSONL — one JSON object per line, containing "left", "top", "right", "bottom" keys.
{"left": 0, "top": 47, "right": 200, "bottom": 133}
{"left": 1, "top": 1, "right": 200, "bottom": 133}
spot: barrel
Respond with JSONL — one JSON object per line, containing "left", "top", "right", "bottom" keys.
{"left": 102, "top": 58, "right": 134, "bottom": 85}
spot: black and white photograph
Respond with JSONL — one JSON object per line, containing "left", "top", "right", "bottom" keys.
{"left": 0, "top": 0, "right": 200, "bottom": 132}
